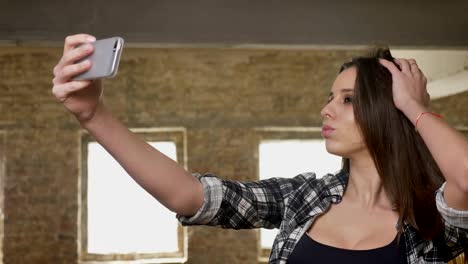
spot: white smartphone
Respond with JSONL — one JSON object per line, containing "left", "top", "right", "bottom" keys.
{"left": 72, "top": 36, "right": 124, "bottom": 80}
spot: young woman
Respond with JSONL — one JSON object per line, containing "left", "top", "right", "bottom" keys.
{"left": 52, "top": 34, "right": 468, "bottom": 263}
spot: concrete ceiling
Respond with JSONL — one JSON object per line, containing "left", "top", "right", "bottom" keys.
{"left": 1, "top": 1, "right": 468, "bottom": 47}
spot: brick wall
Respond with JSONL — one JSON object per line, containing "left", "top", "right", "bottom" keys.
{"left": 0, "top": 131, "right": 5, "bottom": 264}
{"left": 0, "top": 46, "right": 466, "bottom": 263}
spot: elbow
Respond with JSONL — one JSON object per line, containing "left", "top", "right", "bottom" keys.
{"left": 455, "top": 158, "right": 468, "bottom": 193}
{"left": 170, "top": 180, "right": 205, "bottom": 217}
{"left": 175, "top": 194, "right": 204, "bottom": 217}
{"left": 462, "top": 159, "right": 468, "bottom": 193}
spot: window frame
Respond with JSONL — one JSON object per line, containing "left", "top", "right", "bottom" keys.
{"left": 79, "top": 127, "right": 188, "bottom": 263}
{"left": 253, "top": 127, "right": 324, "bottom": 262}
{"left": 0, "top": 131, "right": 5, "bottom": 264}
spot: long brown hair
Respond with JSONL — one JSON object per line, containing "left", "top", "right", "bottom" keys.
{"left": 338, "top": 47, "right": 466, "bottom": 263}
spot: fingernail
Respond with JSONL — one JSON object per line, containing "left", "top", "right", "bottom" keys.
{"left": 87, "top": 36, "right": 96, "bottom": 42}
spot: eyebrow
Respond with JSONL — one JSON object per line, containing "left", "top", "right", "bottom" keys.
{"left": 328, "top": 88, "right": 354, "bottom": 97}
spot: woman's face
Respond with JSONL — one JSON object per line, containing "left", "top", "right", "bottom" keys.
{"left": 320, "top": 66, "right": 366, "bottom": 158}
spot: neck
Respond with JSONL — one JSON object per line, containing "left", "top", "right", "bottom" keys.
{"left": 344, "top": 152, "right": 393, "bottom": 210}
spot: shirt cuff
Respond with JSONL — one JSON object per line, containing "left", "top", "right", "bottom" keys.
{"left": 435, "top": 181, "right": 468, "bottom": 229}
{"left": 176, "top": 173, "right": 224, "bottom": 225}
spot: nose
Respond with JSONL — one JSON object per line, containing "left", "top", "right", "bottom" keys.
{"left": 320, "top": 102, "right": 335, "bottom": 120}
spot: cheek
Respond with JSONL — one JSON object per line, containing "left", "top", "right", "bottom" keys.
{"left": 324, "top": 108, "right": 366, "bottom": 155}
{"left": 340, "top": 121, "right": 365, "bottom": 151}
{"left": 347, "top": 120, "right": 364, "bottom": 143}
{"left": 346, "top": 111, "right": 363, "bottom": 142}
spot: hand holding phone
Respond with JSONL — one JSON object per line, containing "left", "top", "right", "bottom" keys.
{"left": 52, "top": 34, "right": 112, "bottom": 124}
{"left": 72, "top": 36, "right": 124, "bottom": 80}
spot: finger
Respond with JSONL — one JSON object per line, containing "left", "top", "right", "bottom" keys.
{"left": 52, "top": 80, "right": 92, "bottom": 102}
{"left": 63, "top": 34, "right": 96, "bottom": 54}
{"left": 407, "top": 59, "right": 421, "bottom": 76}
{"left": 55, "top": 43, "right": 94, "bottom": 73}
{"left": 55, "top": 59, "right": 93, "bottom": 83}
{"left": 395, "top": 59, "right": 411, "bottom": 76}
{"left": 378, "top": 59, "right": 401, "bottom": 76}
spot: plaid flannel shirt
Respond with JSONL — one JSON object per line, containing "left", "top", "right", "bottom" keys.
{"left": 176, "top": 169, "right": 468, "bottom": 263}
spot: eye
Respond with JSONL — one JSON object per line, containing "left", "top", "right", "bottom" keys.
{"left": 344, "top": 96, "right": 353, "bottom": 104}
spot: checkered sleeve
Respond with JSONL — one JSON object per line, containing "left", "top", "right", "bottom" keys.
{"left": 176, "top": 173, "right": 224, "bottom": 225}
{"left": 176, "top": 172, "right": 312, "bottom": 230}
{"left": 435, "top": 181, "right": 468, "bottom": 259}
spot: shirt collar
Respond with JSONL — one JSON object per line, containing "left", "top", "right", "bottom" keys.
{"left": 327, "top": 169, "right": 350, "bottom": 203}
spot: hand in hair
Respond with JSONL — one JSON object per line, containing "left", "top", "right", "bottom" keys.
{"left": 378, "top": 58, "right": 430, "bottom": 112}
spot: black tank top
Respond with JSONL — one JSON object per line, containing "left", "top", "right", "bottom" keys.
{"left": 288, "top": 232, "right": 407, "bottom": 264}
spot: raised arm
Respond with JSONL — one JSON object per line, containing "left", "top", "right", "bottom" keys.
{"left": 51, "top": 34, "right": 203, "bottom": 216}
{"left": 379, "top": 57, "right": 468, "bottom": 210}
{"left": 81, "top": 104, "right": 204, "bottom": 216}
{"left": 380, "top": 58, "right": 468, "bottom": 261}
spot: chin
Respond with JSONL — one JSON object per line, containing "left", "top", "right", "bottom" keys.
{"left": 324, "top": 140, "right": 352, "bottom": 158}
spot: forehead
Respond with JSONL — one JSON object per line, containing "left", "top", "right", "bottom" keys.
{"left": 330, "top": 67, "right": 356, "bottom": 95}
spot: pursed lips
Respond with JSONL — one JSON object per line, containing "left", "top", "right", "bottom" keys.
{"left": 321, "top": 125, "right": 335, "bottom": 138}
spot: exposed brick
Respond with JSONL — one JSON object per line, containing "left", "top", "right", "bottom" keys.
{"left": 0, "top": 46, "right": 466, "bottom": 264}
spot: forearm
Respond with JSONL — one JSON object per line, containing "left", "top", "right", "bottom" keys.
{"left": 81, "top": 103, "right": 204, "bottom": 216}
{"left": 402, "top": 102, "right": 468, "bottom": 192}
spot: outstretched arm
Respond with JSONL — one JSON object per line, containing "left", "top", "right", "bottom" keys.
{"left": 52, "top": 34, "right": 204, "bottom": 217}
{"left": 82, "top": 104, "right": 204, "bottom": 216}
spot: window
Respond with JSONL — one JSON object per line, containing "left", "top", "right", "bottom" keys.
{"left": 80, "top": 129, "right": 187, "bottom": 263}
{"left": 254, "top": 128, "right": 342, "bottom": 261}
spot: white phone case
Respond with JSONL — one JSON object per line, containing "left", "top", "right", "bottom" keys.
{"left": 72, "top": 37, "right": 124, "bottom": 80}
